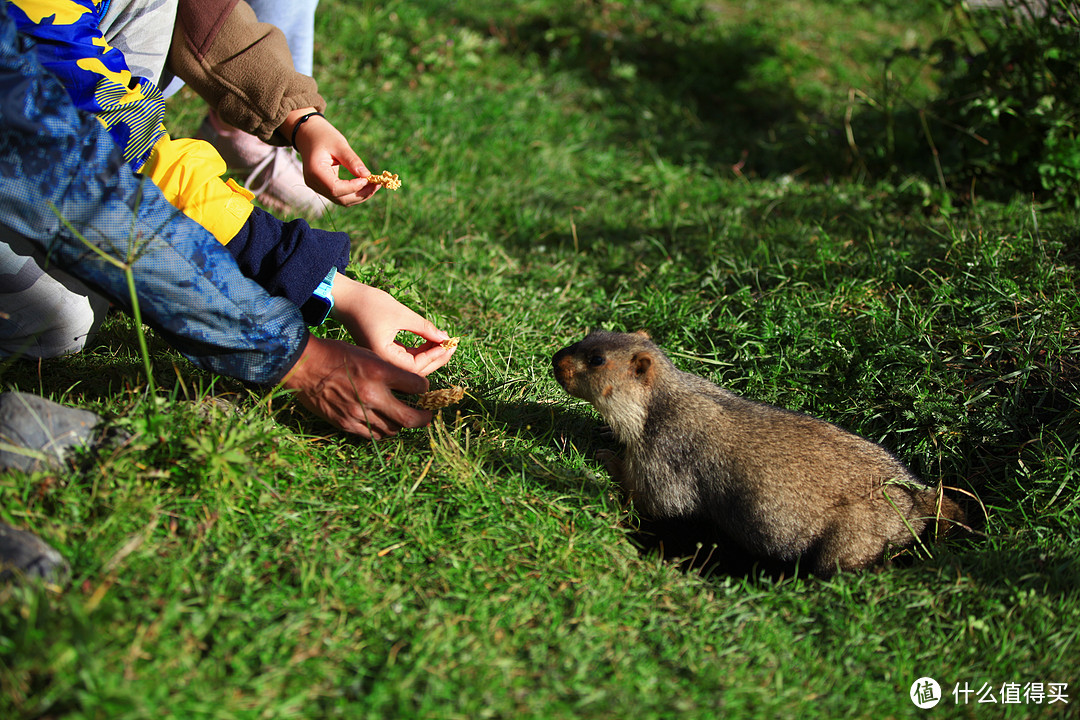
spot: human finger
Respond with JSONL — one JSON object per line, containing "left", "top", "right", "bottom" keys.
{"left": 304, "top": 163, "right": 373, "bottom": 206}
{"left": 403, "top": 344, "right": 455, "bottom": 377}
{"left": 395, "top": 315, "right": 451, "bottom": 346}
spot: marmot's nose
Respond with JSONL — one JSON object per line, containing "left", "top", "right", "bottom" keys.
{"left": 552, "top": 351, "right": 576, "bottom": 387}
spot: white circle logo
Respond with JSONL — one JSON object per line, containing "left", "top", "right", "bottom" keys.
{"left": 910, "top": 677, "right": 942, "bottom": 709}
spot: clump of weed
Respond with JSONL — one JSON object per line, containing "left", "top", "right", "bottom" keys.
{"left": 849, "top": 0, "right": 1080, "bottom": 204}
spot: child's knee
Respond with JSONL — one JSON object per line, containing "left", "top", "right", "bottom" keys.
{"left": 0, "top": 257, "right": 108, "bottom": 359}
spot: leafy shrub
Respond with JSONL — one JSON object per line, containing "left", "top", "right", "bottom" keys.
{"left": 857, "top": 0, "right": 1080, "bottom": 204}
{"left": 938, "top": 1, "right": 1080, "bottom": 199}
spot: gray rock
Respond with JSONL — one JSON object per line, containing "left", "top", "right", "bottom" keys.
{"left": 0, "top": 521, "right": 70, "bottom": 586}
{"left": 0, "top": 391, "right": 101, "bottom": 472}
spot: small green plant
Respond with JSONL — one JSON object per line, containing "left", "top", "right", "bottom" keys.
{"left": 52, "top": 202, "right": 158, "bottom": 397}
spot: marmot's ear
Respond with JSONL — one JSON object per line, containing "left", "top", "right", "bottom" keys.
{"left": 633, "top": 329, "right": 651, "bottom": 339}
{"left": 631, "top": 352, "right": 655, "bottom": 384}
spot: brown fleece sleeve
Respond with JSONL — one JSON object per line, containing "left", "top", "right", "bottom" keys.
{"left": 169, "top": 0, "right": 326, "bottom": 145}
{"left": 176, "top": 0, "right": 237, "bottom": 57}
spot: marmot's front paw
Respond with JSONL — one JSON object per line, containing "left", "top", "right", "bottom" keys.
{"left": 595, "top": 448, "right": 624, "bottom": 478}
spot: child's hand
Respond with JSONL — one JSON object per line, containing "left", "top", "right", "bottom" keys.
{"left": 329, "top": 275, "right": 456, "bottom": 377}
{"left": 286, "top": 109, "right": 378, "bottom": 206}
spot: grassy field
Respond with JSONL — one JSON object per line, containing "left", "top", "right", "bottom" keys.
{"left": 2, "top": 0, "right": 1079, "bottom": 717}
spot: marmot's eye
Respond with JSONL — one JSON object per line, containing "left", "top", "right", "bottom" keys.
{"left": 588, "top": 354, "right": 605, "bottom": 367}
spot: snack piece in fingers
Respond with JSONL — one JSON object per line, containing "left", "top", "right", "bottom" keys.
{"left": 416, "top": 385, "right": 466, "bottom": 410}
{"left": 366, "top": 171, "right": 402, "bottom": 190}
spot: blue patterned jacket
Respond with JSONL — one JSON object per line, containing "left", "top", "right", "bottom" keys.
{"left": 0, "top": 5, "right": 309, "bottom": 385}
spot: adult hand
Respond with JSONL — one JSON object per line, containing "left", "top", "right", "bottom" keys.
{"left": 285, "top": 108, "right": 378, "bottom": 206}
{"left": 330, "top": 275, "right": 457, "bottom": 377}
{"left": 281, "top": 335, "right": 431, "bottom": 439}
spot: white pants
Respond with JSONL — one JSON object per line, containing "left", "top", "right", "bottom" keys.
{"left": 0, "top": 241, "right": 109, "bottom": 358}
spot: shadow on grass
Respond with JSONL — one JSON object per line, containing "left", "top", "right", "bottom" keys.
{"left": 958, "top": 546, "right": 1080, "bottom": 597}
{"left": 420, "top": 0, "right": 1080, "bottom": 203}
{"left": 435, "top": 3, "right": 823, "bottom": 178}
{"left": 0, "top": 315, "right": 243, "bottom": 412}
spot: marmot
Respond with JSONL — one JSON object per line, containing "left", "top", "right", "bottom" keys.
{"left": 552, "top": 330, "right": 966, "bottom": 577}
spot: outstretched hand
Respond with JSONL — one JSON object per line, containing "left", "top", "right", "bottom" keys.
{"left": 330, "top": 275, "right": 457, "bottom": 377}
{"left": 288, "top": 110, "right": 378, "bottom": 206}
{"left": 280, "top": 335, "right": 432, "bottom": 439}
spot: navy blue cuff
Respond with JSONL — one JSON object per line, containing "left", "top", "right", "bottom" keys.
{"left": 225, "top": 207, "right": 349, "bottom": 325}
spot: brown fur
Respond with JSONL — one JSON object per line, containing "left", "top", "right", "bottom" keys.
{"left": 552, "top": 330, "right": 965, "bottom": 577}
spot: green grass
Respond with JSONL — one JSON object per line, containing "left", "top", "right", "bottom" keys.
{"left": 2, "top": 0, "right": 1079, "bottom": 717}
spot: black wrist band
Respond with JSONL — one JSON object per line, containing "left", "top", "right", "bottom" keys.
{"left": 290, "top": 110, "right": 324, "bottom": 149}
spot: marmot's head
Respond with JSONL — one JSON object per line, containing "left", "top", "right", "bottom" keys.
{"left": 553, "top": 330, "right": 667, "bottom": 438}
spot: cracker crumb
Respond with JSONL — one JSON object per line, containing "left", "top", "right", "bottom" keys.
{"left": 367, "top": 171, "right": 402, "bottom": 190}
{"left": 441, "top": 336, "right": 461, "bottom": 350}
{"left": 416, "top": 385, "right": 466, "bottom": 410}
